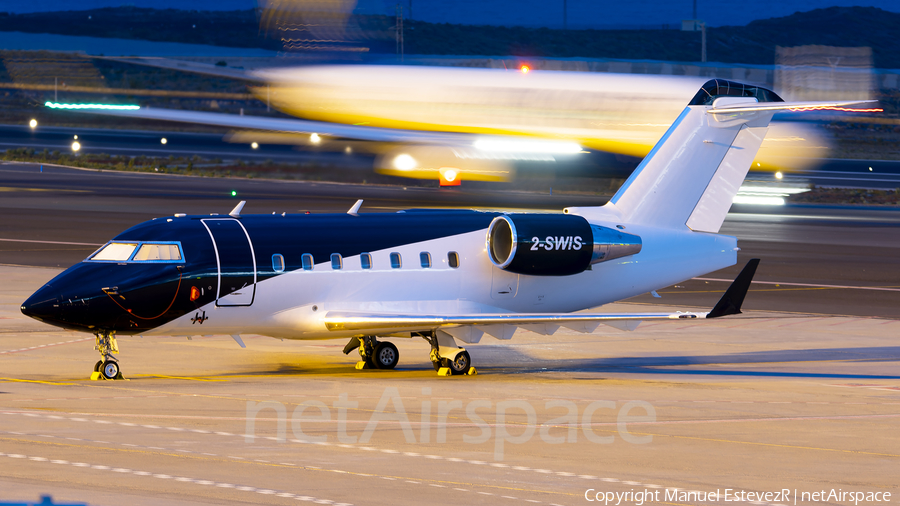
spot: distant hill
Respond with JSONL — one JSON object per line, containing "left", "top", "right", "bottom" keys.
{"left": 1, "top": 6, "right": 899, "bottom": 68}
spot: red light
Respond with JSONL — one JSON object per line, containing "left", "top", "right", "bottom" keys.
{"left": 520, "top": 65, "right": 530, "bottom": 74}
{"left": 190, "top": 286, "right": 200, "bottom": 301}
{"left": 439, "top": 168, "right": 462, "bottom": 187}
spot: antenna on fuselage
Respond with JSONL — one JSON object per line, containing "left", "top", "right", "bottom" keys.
{"left": 229, "top": 200, "right": 246, "bottom": 218}
{"left": 347, "top": 199, "right": 363, "bottom": 216}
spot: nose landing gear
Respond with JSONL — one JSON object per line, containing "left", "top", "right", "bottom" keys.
{"left": 90, "top": 330, "right": 125, "bottom": 380}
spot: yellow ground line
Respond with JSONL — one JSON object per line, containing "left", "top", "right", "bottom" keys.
{"left": 131, "top": 374, "right": 226, "bottom": 382}
{"left": 0, "top": 436, "right": 577, "bottom": 497}
{"left": 0, "top": 377, "right": 74, "bottom": 386}
{"left": 660, "top": 287, "right": 834, "bottom": 294}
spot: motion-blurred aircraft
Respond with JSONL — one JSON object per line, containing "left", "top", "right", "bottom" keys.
{"left": 71, "top": 64, "right": 830, "bottom": 184}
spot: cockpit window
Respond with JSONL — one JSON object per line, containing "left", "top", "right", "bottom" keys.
{"left": 133, "top": 243, "right": 182, "bottom": 261}
{"left": 88, "top": 241, "right": 183, "bottom": 263}
{"left": 90, "top": 242, "right": 137, "bottom": 261}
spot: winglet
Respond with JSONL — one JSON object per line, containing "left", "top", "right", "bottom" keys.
{"left": 229, "top": 200, "right": 246, "bottom": 218}
{"left": 706, "top": 259, "right": 760, "bottom": 318}
{"left": 347, "top": 199, "right": 363, "bottom": 215}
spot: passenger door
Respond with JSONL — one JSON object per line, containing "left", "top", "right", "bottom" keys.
{"left": 202, "top": 218, "right": 257, "bottom": 306}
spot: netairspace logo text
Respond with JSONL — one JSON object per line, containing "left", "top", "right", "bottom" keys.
{"left": 585, "top": 488, "right": 893, "bottom": 505}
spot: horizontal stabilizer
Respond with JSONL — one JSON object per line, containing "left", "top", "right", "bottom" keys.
{"left": 707, "top": 258, "right": 759, "bottom": 318}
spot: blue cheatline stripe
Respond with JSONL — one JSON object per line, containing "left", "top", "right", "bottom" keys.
{"left": 609, "top": 106, "right": 692, "bottom": 205}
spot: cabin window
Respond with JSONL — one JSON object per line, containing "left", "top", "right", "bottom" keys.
{"left": 331, "top": 253, "right": 343, "bottom": 270}
{"left": 390, "top": 252, "right": 402, "bottom": 269}
{"left": 360, "top": 253, "right": 373, "bottom": 270}
{"left": 132, "top": 243, "right": 182, "bottom": 262}
{"left": 420, "top": 252, "right": 432, "bottom": 268}
{"left": 272, "top": 254, "right": 285, "bottom": 273}
{"left": 448, "top": 251, "right": 460, "bottom": 268}
{"left": 301, "top": 253, "right": 314, "bottom": 271}
{"left": 90, "top": 242, "right": 138, "bottom": 261}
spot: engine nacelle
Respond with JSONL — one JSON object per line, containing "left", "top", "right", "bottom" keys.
{"left": 486, "top": 214, "right": 642, "bottom": 276}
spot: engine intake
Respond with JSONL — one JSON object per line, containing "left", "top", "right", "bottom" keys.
{"left": 487, "top": 214, "right": 641, "bottom": 276}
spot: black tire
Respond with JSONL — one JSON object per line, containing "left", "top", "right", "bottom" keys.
{"left": 373, "top": 341, "right": 399, "bottom": 370}
{"left": 432, "top": 360, "right": 443, "bottom": 371}
{"left": 446, "top": 350, "right": 471, "bottom": 375}
{"left": 101, "top": 360, "right": 119, "bottom": 380}
{"left": 93, "top": 360, "right": 103, "bottom": 372}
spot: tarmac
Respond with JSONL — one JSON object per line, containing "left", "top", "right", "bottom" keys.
{"left": 1, "top": 162, "right": 899, "bottom": 506}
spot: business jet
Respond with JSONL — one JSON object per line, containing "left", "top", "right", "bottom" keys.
{"left": 22, "top": 80, "right": 871, "bottom": 379}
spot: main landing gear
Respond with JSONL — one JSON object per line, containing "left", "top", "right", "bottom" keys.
{"left": 90, "top": 330, "right": 125, "bottom": 380}
{"left": 343, "top": 336, "right": 399, "bottom": 370}
{"left": 342, "top": 332, "right": 476, "bottom": 376}
{"left": 422, "top": 331, "right": 476, "bottom": 376}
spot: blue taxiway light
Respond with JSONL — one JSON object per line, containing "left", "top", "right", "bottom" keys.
{"left": 44, "top": 102, "right": 140, "bottom": 111}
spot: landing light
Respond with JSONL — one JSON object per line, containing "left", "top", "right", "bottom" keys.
{"left": 310, "top": 133, "right": 321, "bottom": 144}
{"left": 71, "top": 141, "right": 81, "bottom": 152}
{"left": 393, "top": 154, "right": 417, "bottom": 171}
{"left": 29, "top": 119, "right": 37, "bottom": 129}
{"left": 520, "top": 65, "right": 530, "bottom": 73}
{"left": 161, "top": 137, "right": 168, "bottom": 145}
{"left": 775, "top": 171, "right": 783, "bottom": 180}
{"left": 251, "top": 142, "right": 259, "bottom": 149}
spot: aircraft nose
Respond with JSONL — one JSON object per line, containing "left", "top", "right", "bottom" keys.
{"left": 21, "top": 284, "right": 60, "bottom": 322}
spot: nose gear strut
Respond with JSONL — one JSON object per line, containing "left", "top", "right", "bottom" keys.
{"left": 91, "top": 330, "right": 124, "bottom": 380}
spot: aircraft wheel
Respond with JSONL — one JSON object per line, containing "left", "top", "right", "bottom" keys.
{"left": 446, "top": 350, "right": 471, "bottom": 375}
{"left": 93, "top": 360, "right": 103, "bottom": 372}
{"left": 101, "top": 360, "right": 120, "bottom": 380}
{"left": 373, "top": 341, "right": 399, "bottom": 370}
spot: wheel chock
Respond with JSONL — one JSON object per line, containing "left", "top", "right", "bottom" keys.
{"left": 437, "top": 367, "right": 452, "bottom": 377}
{"left": 89, "top": 371, "right": 127, "bottom": 381}
{"left": 466, "top": 367, "right": 478, "bottom": 376}
{"left": 355, "top": 361, "right": 370, "bottom": 370}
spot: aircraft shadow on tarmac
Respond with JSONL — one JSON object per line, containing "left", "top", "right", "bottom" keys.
{"left": 557, "top": 346, "right": 900, "bottom": 379}
{"left": 126, "top": 344, "right": 900, "bottom": 380}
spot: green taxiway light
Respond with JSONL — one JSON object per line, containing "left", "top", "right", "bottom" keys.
{"left": 44, "top": 102, "right": 140, "bottom": 111}
{"left": 231, "top": 191, "right": 237, "bottom": 196}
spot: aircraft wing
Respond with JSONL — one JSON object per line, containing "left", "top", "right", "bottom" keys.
{"left": 324, "top": 259, "right": 759, "bottom": 337}
{"left": 68, "top": 106, "right": 486, "bottom": 145}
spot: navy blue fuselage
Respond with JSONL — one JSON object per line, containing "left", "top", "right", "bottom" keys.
{"left": 21, "top": 210, "right": 498, "bottom": 334}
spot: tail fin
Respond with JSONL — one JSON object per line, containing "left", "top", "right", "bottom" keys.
{"left": 601, "top": 79, "right": 876, "bottom": 233}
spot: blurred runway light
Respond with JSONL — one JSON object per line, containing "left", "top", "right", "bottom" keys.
{"left": 71, "top": 141, "right": 81, "bottom": 152}
{"left": 393, "top": 154, "right": 417, "bottom": 171}
{"left": 310, "top": 133, "right": 322, "bottom": 144}
{"left": 160, "top": 138, "right": 168, "bottom": 145}
{"left": 733, "top": 184, "right": 809, "bottom": 206}
{"left": 251, "top": 142, "right": 259, "bottom": 149}
{"left": 775, "top": 171, "right": 783, "bottom": 179}
{"left": 520, "top": 65, "right": 531, "bottom": 73}
{"left": 45, "top": 101, "right": 140, "bottom": 110}
{"left": 28, "top": 119, "right": 37, "bottom": 129}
